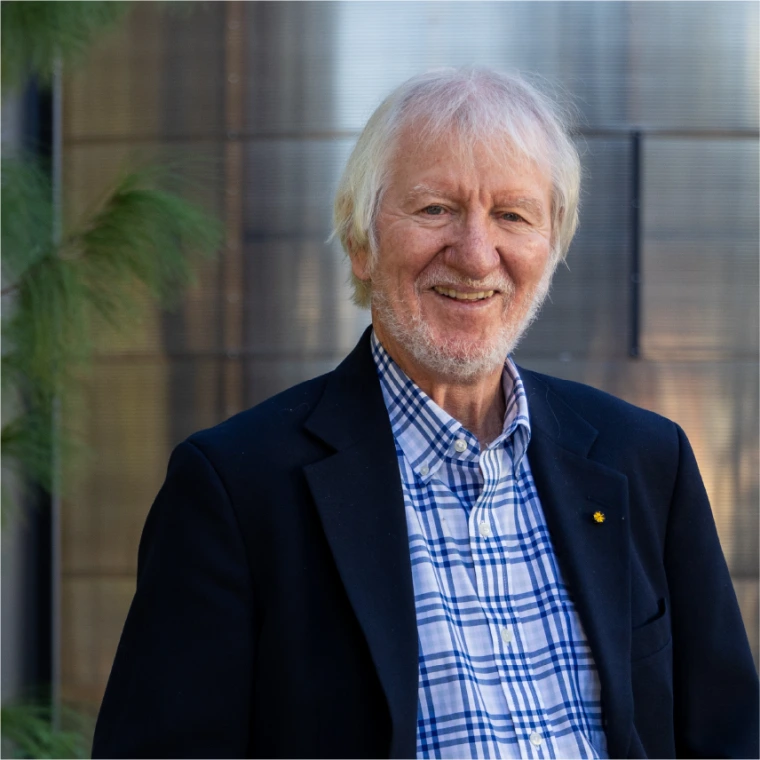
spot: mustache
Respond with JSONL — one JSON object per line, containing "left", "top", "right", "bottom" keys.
{"left": 415, "top": 267, "right": 515, "bottom": 295}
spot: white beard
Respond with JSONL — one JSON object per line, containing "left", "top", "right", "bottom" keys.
{"left": 371, "top": 266, "right": 554, "bottom": 383}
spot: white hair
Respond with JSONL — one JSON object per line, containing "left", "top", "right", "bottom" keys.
{"left": 332, "top": 67, "right": 581, "bottom": 308}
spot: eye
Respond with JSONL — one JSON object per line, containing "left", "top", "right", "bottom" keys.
{"left": 422, "top": 205, "right": 446, "bottom": 216}
{"left": 500, "top": 211, "right": 526, "bottom": 223}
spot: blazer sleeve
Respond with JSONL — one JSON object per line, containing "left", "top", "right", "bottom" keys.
{"left": 92, "top": 440, "right": 255, "bottom": 759}
{"left": 665, "top": 425, "right": 759, "bottom": 759}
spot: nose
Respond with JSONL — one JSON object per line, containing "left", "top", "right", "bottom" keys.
{"left": 444, "top": 211, "right": 501, "bottom": 281}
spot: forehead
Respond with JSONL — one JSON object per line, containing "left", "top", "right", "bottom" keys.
{"left": 386, "top": 122, "right": 552, "bottom": 199}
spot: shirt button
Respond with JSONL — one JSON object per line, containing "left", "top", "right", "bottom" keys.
{"left": 454, "top": 438, "right": 467, "bottom": 453}
{"left": 479, "top": 521, "right": 491, "bottom": 537}
{"left": 420, "top": 464, "right": 429, "bottom": 476}
{"left": 529, "top": 731, "right": 542, "bottom": 747}
{"left": 500, "top": 626, "right": 513, "bottom": 644}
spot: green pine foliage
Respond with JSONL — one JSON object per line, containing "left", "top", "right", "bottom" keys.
{"left": 0, "top": 700, "right": 93, "bottom": 759}
{"left": 1, "top": 1, "right": 131, "bottom": 90}
{"left": 1, "top": 156, "right": 222, "bottom": 501}
{"left": 2, "top": 2, "right": 222, "bottom": 754}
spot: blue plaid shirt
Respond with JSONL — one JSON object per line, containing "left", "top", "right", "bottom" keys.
{"left": 372, "top": 333, "right": 608, "bottom": 759}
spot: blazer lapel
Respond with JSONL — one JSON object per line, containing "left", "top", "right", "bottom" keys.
{"left": 521, "top": 368, "right": 634, "bottom": 758}
{"left": 302, "top": 330, "right": 418, "bottom": 759}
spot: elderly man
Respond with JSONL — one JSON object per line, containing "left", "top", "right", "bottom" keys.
{"left": 93, "top": 69, "right": 758, "bottom": 759}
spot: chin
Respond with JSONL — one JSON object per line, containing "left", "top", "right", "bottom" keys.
{"left": 416, "top": 324, "right": 531, "bottom": 381}
{"left": 413, "top": 339, "right": 510, "bottom": 382}
{"left": 372, "top": 271, "right": 553, "bottom": 383}
{"left": 373, "top": 284, "right": 552, "bottom": 383}
{"left": 375, "top": 303, "right": 524, "bottom": 383}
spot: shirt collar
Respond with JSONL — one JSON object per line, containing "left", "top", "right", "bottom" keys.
{"left": 371, "top": 330, "right": 531, "bottom": 483}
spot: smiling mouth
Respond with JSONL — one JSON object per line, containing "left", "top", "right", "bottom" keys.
{"left": 432, "top": 286, "right": 496, "bottom": 301}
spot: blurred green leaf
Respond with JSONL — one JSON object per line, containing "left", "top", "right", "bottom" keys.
{"left": 1, "top": 1, "right": 131, "bottom": 91}
{"left": 1, "top": 700, "right": 93, "bottom": 759}
{"left": 1, "top": 157, "right": 222, "bottom": 519}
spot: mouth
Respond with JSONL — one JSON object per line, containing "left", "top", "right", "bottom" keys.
{"left": 432, "top": 286, "right": 496, "bottom": 302}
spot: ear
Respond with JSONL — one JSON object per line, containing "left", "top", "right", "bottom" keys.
{"left": 349, "top": 241, "right": 372, "bottom": 282}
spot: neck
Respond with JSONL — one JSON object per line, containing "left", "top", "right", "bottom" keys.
{"left": 426, "top": 375, "right": 506, "bottom": 446}
{"left": 381, "top": 340, "right": 506, "bottom": 445}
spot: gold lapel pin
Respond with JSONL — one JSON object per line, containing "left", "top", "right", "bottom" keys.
{"left": 593, "top": 511, "right": 606, "bottom": 524}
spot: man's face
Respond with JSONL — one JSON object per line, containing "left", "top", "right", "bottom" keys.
{"left": 352, "top": 126, "right": 556, "bottom": 384}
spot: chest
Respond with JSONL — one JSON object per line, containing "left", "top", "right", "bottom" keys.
{"left": 398, "top": 445, "right": 607, "bottom": 758}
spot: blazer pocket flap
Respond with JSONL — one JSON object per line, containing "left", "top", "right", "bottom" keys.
{"left": 631, "top": 598, "right": 671, "bottom": 662}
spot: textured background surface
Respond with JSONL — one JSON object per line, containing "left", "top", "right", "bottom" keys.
{"left": 60, "top": 1, "right": 758, "bottom": 705}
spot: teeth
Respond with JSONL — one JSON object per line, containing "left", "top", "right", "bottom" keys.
{"left": 433, "top": 287, "right": 495, "bottom": 301}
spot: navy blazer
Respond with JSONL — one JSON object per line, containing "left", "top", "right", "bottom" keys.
{"left": 93, "top": 329, "right": 758, "bottom": 759}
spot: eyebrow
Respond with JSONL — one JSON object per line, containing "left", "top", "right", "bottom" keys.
{"left": 405, "top": 184, "right": 547, "bottom": 222}
{"left": 404, "top": 184, "right": 452, "bottom": 205}
{"left": 507, "top": 197, "right": 547, "bottom": 222}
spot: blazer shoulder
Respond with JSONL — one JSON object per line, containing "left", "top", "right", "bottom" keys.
{"left": 185, "top": 371, "right": 333, "bottom": 465}
{"left": 519, "top": 366, "right": 680, "bottom": 444}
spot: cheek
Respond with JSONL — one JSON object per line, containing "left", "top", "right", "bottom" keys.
{"left": 378, "top": 237, "right": 435, "bottom": 287}
{"left": 505, "top": 238, "right": 552, "bottom": 284}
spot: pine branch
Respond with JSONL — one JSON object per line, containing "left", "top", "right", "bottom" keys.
{"left": 1, "top": 158, "right": 221, "bottom": 513}
{"left": 1, "top": 157, "right": 54, "bottom": 286}
{"left": 1, "top": 699, "right": 93, "bottom": 759}
{"left": 75, "top": 169, "right": 222, "bottom": 319}
{"left": 1, "top": 407, "right": 56, "bottom": 495}
{"left": 1, "top": 1, "right": 132, "bottom": 90}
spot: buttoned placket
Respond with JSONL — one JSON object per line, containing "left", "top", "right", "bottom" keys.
{"left": 417, "top": 420, "right": 560, "bottom": 758}
{"left": 375, "top": 333, "right": 605, "bottom": 759}
{"left": 468, "top": 435, "right": 556, "bottom": 759}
